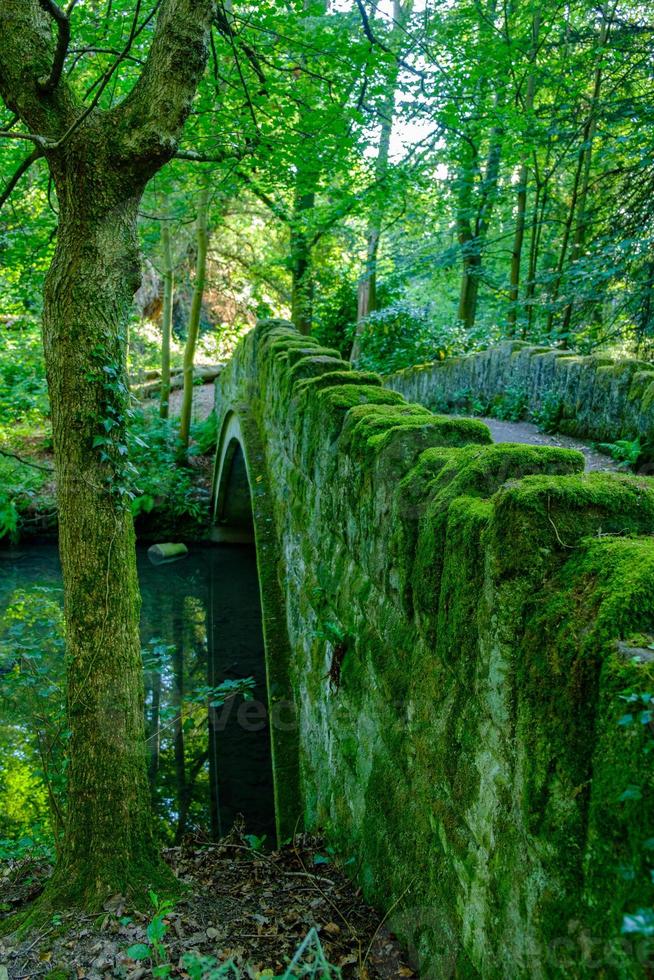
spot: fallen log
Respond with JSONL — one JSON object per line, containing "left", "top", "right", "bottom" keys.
{"left": 133, "top": 363, "right": 224, "bottom": 399}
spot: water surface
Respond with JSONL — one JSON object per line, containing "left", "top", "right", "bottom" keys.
{"left": 0, "top": 543, "right": 275, "bottom": 846}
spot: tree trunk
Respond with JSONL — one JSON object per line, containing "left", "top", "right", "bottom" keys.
{"left": 507, "top": 11, "right": 541, "bottom": 334}
{"left": 547, "top": 11, "right": 610, "bottom": 340}
{"left": 39, "top": 180, "right": 168, "bottom": 910}
{"left": 559, "top": 14, "right": 610, "bottom": 337}
{"left": 0, "top": 0, "right": 216, "bottom": 917}
{"left": 355, "top": 225, "right": 381, "bottom": 328}
{"left": 290, "top": 189, "right": 315, "bottom": 337}
{"left": 350, "top": 0, "right": 412, "bottom": 363}
{"left": 457, "top": 235, "right": 482, "bottom": 329}
{"left": 456, "top": 125, "right": 502, "bottom": 330}
{"left": 178, "top": 185, "right": 210, "bottom": 458}
{"left": 159, "top": 223, "right": 174, "bottom": 420}
{"left": 172, "top": 624, "right": 188, "bottom": 843}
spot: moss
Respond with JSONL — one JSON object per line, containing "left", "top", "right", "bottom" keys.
{"left": 285, "top": 354, "right": 348, "bottom": 389}
{"left": 642, "top": 381, "right": 654, "bottom": 413}
{"left": 315, "top": 383, "right": 403, "bottom": 423}
{"left": 489, "top": 472, "right": 654, "bottom": 580}
{"left": 255, "top": 317, "right": 296, "bottom": 337}
{"left": 514, "top": 537, "right": 654, "bottom": 962}
{"left": 436, "top": 495, "right": 492, "bottom": 670}
{"left": 628, "top": 371, "right": 654, "bottom": 402}
{"left": 411, "top": 444, "right": 586, "bottom": 631}
{"left": 596, "top": 361, "right": 650, "bottom": 379}
{"left": 295, "top": 369, "right": 382, "bottom": 394}
{"left": 6, "top": 855, "right": 180, "bottom": 934}
{"left": 286, "top": 344, "right": 343, "bottom": 365}
{"left": 267, "top": 336, "right": 321, "bottom": 355}
{"left": 369, "top": 414, "right": 491, "bottom": 453}
{"left": 214, "top": 320, "right": 654, "bottom": 977}
{"left": 339, "top": 402, "right": 435, "bottom": 457}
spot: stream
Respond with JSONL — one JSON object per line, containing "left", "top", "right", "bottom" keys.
{"left": 0, "top": 543, "right": 276, "bottom": 848}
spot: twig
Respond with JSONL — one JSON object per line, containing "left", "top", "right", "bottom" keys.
{"left": 547, "top": 495, "right": 575, "bottom": 549}
{"left": 0, "top": 448, "right": 53, "bottom": 472}
{"left": 353, "top": 0, "right": 426, "bottom": 79}
{"left": 283, "top": 870, "right": 336, "bottom": 885}
{"left": 362, "top": 877, "right": 415, "bottom": 967}
{"left": 292, "top": 837, "right": 359, "bottom": 945}
{"left": 0, "top": 149, "right": 42, "bottom": 211}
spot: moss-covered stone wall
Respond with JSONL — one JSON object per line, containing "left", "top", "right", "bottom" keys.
{"left": 214, "top": 321, "right": 654, "bottom": 977}
{"left": 386, "top": 341, "right": 654, "bottom": 446}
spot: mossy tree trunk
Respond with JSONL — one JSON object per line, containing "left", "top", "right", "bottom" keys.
{"left": 0, "top": 0, "right": 215, "bottom": 912}
{"left": 456, "top": 120, "right": 502, "bottom": 331}
{"left": 178, "top": 184, "right": 210, "bottom": 458}
{"left": 42, "top": 180, "right": 162, "bottom": 909}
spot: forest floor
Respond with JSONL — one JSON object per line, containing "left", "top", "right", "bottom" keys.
{"left": 0, "top": 830, "right": 414, "bottom": 979}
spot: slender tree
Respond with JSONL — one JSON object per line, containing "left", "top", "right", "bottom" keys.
{"left": 159, "top": 222, "right": 175, "bottom": 420}
{"left": 350, "top": 0, "right": 412, "bottom": 362}
{"left": 546, "top": 4, "right": 613, "bottom": 339}
{"left": 178, "top": 183, "right": 210, "bottom": 459}
{"left": 0, "top": 0, "right": 215, "bottom": 912}
{"left": 507, "top": 9, "right": 541, "bottom": 334}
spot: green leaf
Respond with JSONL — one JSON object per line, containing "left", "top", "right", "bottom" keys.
{"left": 146, "top": 916, "right": 167, "bottom": 944}
{"left": 126, "top": 943, "right": 151, "bottom": 960}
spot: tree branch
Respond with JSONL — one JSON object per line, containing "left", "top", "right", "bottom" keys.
{"left": 0, "top": 448, "right": 53, "bottom": 472}
{"left": 353, "top": 0, "right": 426, "bottom": 79}
{"left": 37, "top": 0, "right": 70, "bottom": 94}
{"left": 0, "top": 148, "right": 42, "bottom": 211}
{"left": 0, "top": 0, "right": 79, "bottom": 143}
{"left": 0, "top": 129, "right": 50, "bottom": 148}
{"left": 237, "top": 170, "right": 290, "bottom": 224}
{"left": 175, "top": 147, "right": 237, "bottom": 163}
{"left": 111, "top": 0, "right": 216, "bottom": 172}
{"left": 48, "top": 0, "right": 158, "bottom": 152}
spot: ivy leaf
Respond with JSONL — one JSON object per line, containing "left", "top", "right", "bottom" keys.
{"left": 126, "top": 943, "right": 151, "bottom": 960}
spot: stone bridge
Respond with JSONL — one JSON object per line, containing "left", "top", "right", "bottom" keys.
{"left": 210, "top": 320, "right": 654, "bottom": 978}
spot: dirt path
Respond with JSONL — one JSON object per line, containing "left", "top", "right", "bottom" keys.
{"left": 475, "top": 416, "right": 619, "bottom": 472}
{"left": 167, "top": 382, "right": 215, "bottom": 421}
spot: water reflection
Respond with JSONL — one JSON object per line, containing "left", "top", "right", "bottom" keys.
{"left": 0, "top": 544, "right": 275, "bottom": 846}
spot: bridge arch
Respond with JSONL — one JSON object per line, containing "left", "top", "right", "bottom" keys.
{"left": 210, "top": 405, "right": 300, "bottom": 843}
{"left": 211, "top": 411, "right": 255, "bottom": 543}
